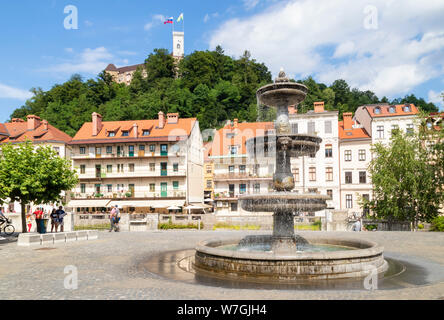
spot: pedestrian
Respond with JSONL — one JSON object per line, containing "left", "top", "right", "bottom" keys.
{"left": 26, "top": 213, "right": 33, "bottom": 233}
{"left": 56, "top": 206, "right": 67, "bottom": 232}
{"left": 109, "top": 206, "right": 116, "bottom": 232}
{"left": 33, "top": 207, "right": 44, "bottom": 233}
{"left": 50, "top": 208, "right": 59, "bottom": 233}
{"left": 114, "top": 206, "right": 121, "bottom": 232}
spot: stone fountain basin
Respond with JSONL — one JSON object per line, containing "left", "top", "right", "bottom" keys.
{"left": 239, "top": 193, "right": 330, "bottom": 212}
{"left": 194, "top": 235, "right": 388, "bottom": 281}
{"left": 257, "top": 82, "right": 308, "bottom": 107}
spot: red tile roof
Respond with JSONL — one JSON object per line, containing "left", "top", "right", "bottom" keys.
{"left": 364, "top": 104, "right": 418, "bottom": 118}
{"left": 338, "top": 121, "right": 371, "bottom": 140}
{"left": 0, "top": 117, "right": 72, "bottom": 144}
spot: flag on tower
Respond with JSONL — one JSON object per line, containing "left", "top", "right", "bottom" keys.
{"left": 164, "top": 17, "right": 174, "bottom": 24}
{"left": 177, "top": 13, "right": 184, "bottom": 22}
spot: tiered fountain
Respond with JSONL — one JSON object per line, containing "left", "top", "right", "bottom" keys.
{"left": 194, "top": 69, "right": 388, "bottom": 282}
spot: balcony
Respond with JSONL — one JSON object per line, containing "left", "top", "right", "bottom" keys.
{"left": 71, "top": 152, "right": 182, "bottom": 160}
{"left": 71, "top": 190, "right": 186, "bottom": 200}
{"left": 79, "top": 170, "right": 187, "bottom": 181}
{"left": 213, "top": 173, "right": 273, "bottom": 181}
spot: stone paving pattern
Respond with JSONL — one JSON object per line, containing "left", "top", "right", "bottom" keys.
{"left": 0, "top": 230, "right": 443, "bottom": 300}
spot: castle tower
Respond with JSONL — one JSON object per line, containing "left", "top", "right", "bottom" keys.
{"left": 173, "top": 31, "right": 184, "bottom": 60}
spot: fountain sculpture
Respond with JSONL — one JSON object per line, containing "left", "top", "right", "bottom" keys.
{"left": 194, "top": 69, "right": 388, "bottom": 282}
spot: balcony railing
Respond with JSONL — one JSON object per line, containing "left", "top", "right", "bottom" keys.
{"left": 213, "top": 173, "right": 273, "bottom": 181}
{"left": 72, "top": 152, "right": 183, "bottom": 160}
{"left": 79, "top": 170, "right": 187, "bottom": 180}
{"left": 72, "top": 190, "right": 186, "bottom": 199}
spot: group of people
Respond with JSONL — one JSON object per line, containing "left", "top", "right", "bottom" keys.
{"left": 109, "top": 205, "right": 121, "bottom": 232}
{"left": 32, "top": 206, "right": 66, "bottom": 233}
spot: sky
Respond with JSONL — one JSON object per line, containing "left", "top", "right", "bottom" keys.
{"left": 0, "top": 0, "right": 443, "bottom": 122}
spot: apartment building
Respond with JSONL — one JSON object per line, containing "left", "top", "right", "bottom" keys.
{"left": 203, "top": 141, "right": 214, "bottom": 203}
{"left": 69, "top": 111, "right": 203, "bottom": 211}
{"left": 0, "top": 115, "right": 73, "bottom": 213}
{"left": 288, "top": 102, "right": 340, "bottom": 211}
{"left": 338, "top": 113, "right": 373, "bottom": 216}
{"left": 354, "top": 103, "right": 419, "bottom": 145}
{"left": 211, "top": 120, "right": 275, "bottom": 215}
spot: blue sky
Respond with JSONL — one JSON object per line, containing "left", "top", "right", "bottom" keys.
{"left": 0, "top": 0, "right": 443, "bottom": 122}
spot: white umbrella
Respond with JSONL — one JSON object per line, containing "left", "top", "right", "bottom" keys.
{"left": 152, "top": 204, "right": 167, "bottom": 209}
{"left": 167, "top": 206, "right": 181, "bottom": 210}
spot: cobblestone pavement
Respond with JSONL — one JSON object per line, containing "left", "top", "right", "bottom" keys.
{"left": 0, "top": 230, "right": 443, "bottom": 300}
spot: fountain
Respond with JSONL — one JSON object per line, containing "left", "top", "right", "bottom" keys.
{"left": 194, "top": 69, "right": 388, "bottom": 282}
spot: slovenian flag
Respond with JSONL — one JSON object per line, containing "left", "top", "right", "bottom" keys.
{"left": 164, "top": 17, "right": 174, "bottom": 24}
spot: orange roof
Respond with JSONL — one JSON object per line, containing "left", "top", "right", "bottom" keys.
{"left": 0, "top": 119, "right": 72, "bottom": 144}
{"left": 72, "top": 118, "right": 197, "bottom": 144}
{"left": 364, "top": 104, "right": 418, "bottom": 118}
{"left": 338, "top": 121, "right": 371, "bottom": 140}
{"left": 210, "top": 121, "right": 274, "bottom": 157}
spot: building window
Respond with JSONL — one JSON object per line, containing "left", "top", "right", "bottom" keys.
{"left": 309, "top": 167, "right": 316, "bottom": 181}
{"left": 117, "top": 164, "right": 124, "bottom": 173}
{"left": 149, "top": 163, "right": 155, "bottom": 172}
{"left": 346, "top": 194, "right": 353, "bottom": 209}
{"left": 359, "top": 149, "right": 366, "bottom": 161}
{"left": 95, "top": 147, "right": 102, "bottom": 156}
{"left": 107, "top": 165, "right": 112, "bottom": 173}
{"left": 53, "top": 147, "right": 60, "bottom": 155}
{"left": 293, "top": 168, "right": 300, "bottom": 183}
{"left": 254, "top": 183, "right": 260, "bottom": 194}
{"left": 107, "top": 184, "right": 112, "bottom": 193}
{"left": 80, "top": 184, "right": 86, "bottom": 194}
{"left": 325, "top": 120, "right": 332, "bottom": 134}
{"left": 377, "top": 126, "right": 384, "bottom": 139}
{"left": 150, "top": 145, "right": 156, "bottom": 153}
{"left": 122, "top": 131, "right": 129, "bottom": 137}
{"left": 239, "top": 184, "right": 247, "bottom": 194}
{"left": 106, "top": 146, "right": 113, "bottom": 154}
{"left": 345, "top": 172, "right": 353, "bottom": 184}
{"left": 231, "top": 202, "right": 238, "bottom": 212}
{"left": 229, "top": 165, "right": 235, "bottom": 173}
{"left": 404, "top": 105, "right": 411, "bottom": 112}
{"left": 80, "top": 147, "right": 86, "bottom": 155}
{"left": 230, "top": 146, "right": 238, "bottom": 155}
{"left": 139, "top": 145, "right": 145, "bottom": 151}
{"left": 142, "top": 130, "right": 150, "bottom": 136}
{"left": 406, "top": 124, "right": 414, "bottom": 135}
{"left": 80, "top": 165, "right": 86, "bottom": 174}
{"left": 129, "top": 164, "right": 135, "bottom": 172}
{"left": 173, "top": 181, "right": 179, "bottom": 190}
{"left": 206, "top": 180, "right": 212, "bottom": 189}
{"left": 239, "top": 165, "right": 246, "bottom": 173}
{"left": 325, "top": 144, "right": 333, "bottom": 158}
{"left": 344, "top": 150, "right": 352, "bottom": 161}
{"left": 173, "top": 163, "right": 179, "bottom": 172}
{"left": 359, "top": 171, "right": 367, "bottom": 184}
{"left": 374, "top": 107, "right": 381, "bottom": 115}
{"left": 308, "top": 121, "right": 315, "bottom": 134}
{"left": 108, "top": 132, "right": 116, "bottom": 137}
{"left": 308, "top": 188, "right": 318, "bottom": 194}
{"left": 389, "top": 106, "right": 396, "bottom": 113}
{"left": 206, "top": 165, "right": 212, "bottom": 174}
{"left": 326, "top": 167, "right": 333, "bottom": 182}
{"left": 327, "top": 189, "right": 333, "bottom": 199}
{"left": 149, "top": 184, "right": 155, "bottom": 192}
{"left": 291, "top": 123, "right": 298, "bottom": 134}
{"left": 391, "top": 124, "right": 399, "bottom": 135}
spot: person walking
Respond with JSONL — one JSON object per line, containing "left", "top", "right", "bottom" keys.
{"left": 50, "top": 208, "right": 59, "bottom": 233}
{"left": 56, "top": 206, "right": 66, "bottom": 232}
{"left": 33, "top": 207, "right": 44, "bottom": 233}
{"left": 109, "top": 205, "right": 121, "bottom": 232}
{"left": 114, "top": 206, "right": 121, "bottom": 232}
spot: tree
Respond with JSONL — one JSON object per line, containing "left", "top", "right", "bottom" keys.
{"left": 365, "top": 129, "right": 443, "bottom": 230}
{"left": 0, "top": 141, "right": 78, "bottom": 233}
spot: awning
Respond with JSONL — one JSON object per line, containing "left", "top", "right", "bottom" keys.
{"left": 67, "top": 200, "right": 111, "bottom": 207}
{"left": 109, "top": 200, "right": 185, "bottom": 208}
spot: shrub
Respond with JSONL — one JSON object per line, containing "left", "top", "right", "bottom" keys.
{"left": 213, "top": 222, "right": 261, "bottom": 231}
{"left": 365, "top": 224, "right": 378, "bottom": 231}
{"left": 159, "top": 220, "right": 203, "bottom": 230}
{"left": 430, "top": 216, "right": 444, "bottom": 232}
{"left": 418, "top": 224, "right": 424, "bottom": 230}
{"left": 74, "top": 223, "right": 110, "bottom": 231}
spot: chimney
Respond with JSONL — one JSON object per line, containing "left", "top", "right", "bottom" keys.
{"left": 233, "top": 119, "right": 238, "bottom": 128}
{"left": 343, "top": 113, "right": 353, "bottom": 130}
{"left": 288, "top": 105, "right": 297, "bottom": 115}
{"left": 92, "top": 112, "right": 103, "bottom": 136}
{"left": 27, "top": 115, "right": 41, "bottom": 131}
{"left": 42, "top": 120, "right": 48, "bottom": 131}
{"left": 167, "top": 113, "right": 179, "bottom": 124}
{"left": 132, "top": 123, "right": 138, "bottom": 138}
{"left": 314, "top": 102, "right": 325, "bottom": 113}
{"left": 158, "top": 111, "right": 165, "bottom": 129}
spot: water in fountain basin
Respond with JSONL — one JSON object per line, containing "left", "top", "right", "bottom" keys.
{"left": 219, "top": 243, "right": 355, "bottom": 253}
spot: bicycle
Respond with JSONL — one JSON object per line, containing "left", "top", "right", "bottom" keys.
{"left": 0, "top": 218, "right": 15, "bottom": 236}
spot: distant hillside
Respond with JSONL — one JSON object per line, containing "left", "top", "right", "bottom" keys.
{"left": 10, "top": 47, "right": 438, "bottom": 136}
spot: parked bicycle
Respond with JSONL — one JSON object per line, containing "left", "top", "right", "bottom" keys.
{"left": 0, "top": 218, "right": 15, "bottom": 236}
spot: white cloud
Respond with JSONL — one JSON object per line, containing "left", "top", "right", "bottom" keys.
{"left": 204, "top": 14, "right": 210, "bottom": 23}
{"left": 204, "top": 13, "right": 219, "bottom": 23}
{"left": 0, "top": 83, "right": 33, "bottom": 100}
{"left": 209, "top": 0, "right": 444, "bottom": 98}
{"left": 428, "top": 90, "right": 443, "bottom": 106}
{"left": 144, "top": 14, "right": 166, "bottom": 31}
{"left": 243, "top": 0, "right": 260, "bottom": 10}
{"left": 41, "top": 47, "right": 114, "bottom": 75}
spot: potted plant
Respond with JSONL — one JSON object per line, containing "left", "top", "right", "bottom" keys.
{"left": 125, "top": 192, "right": 132, "bottom": 198}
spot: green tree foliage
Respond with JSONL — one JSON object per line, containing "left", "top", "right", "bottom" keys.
{"left": 0, "top": 141, "right": 79, "bottom": 232}
{"left": 364, "top": 126, "right": 444, "bottom": 230}
{"left": 9, "top": 47, "right": 438, "bottom": 133}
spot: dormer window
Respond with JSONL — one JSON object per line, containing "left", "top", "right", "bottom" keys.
{"left": 374, "top": 107, "right": 381, "bottom": 114}
{"left": 404, "top": 105, "right": 411, "bottom": 112}
{"left": 389, "top": 106, "right": 396, "bottom": 113}
{"left": 122, "top": 131, "right": 129, "bottom": 137}
{"left": 108, "top": 132, "right": 116, "bottom": 137}
{"left": 142, "top": 130, "right": 150, "bottom": 136}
